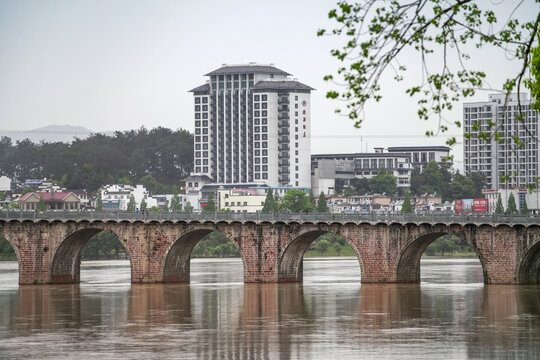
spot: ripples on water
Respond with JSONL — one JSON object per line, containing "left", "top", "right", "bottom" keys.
{"left": 0, "top": 258, "right": 539, "bottom": 360}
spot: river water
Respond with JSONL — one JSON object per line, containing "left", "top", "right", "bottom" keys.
{"left": 0, "top": 258, "right": 539, "bottom": 359}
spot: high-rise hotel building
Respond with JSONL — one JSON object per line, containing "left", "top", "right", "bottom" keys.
{"left": 463, "top": 93, "right": 538, "bottom": 189}
{"left": 189, "top": 63, "right": 313, "bottom": 187}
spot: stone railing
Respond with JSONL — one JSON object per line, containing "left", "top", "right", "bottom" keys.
{"left": 0, "top": 210, "right": 539, "bottom": 225}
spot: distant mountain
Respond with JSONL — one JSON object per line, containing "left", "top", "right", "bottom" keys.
{"left": 0, "top": 124, "right": 101, "bottom": 143}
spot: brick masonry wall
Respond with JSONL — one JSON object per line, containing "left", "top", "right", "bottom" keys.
{"left": 1, "top": 220, "right": 539, "bottom": 285}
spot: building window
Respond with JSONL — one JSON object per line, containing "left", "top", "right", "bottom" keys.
{"left": 254, "top": 95, "right": 260, "bottom": 101}
{"left": 195, "top": 97, "right": 201, "bottom": 104}
{"left": 195, "top": 113, "right": 201, "bottom": 119}
{"left": 262, "top": 95, "right": 267, "bottom": 101}
{"left": 262, "top": 173, "right": 268, "bottom": 179}
{"left": 195, "top": 105, "right": 200, "bottom": 111}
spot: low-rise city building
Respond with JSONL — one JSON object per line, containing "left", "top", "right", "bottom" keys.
{"left": 18, "top": 191, "right": 82, "bottom": 211}
{"left": 483, "top": 189, "right": 540, "bottom": 214}
{"left": 100, "top": 184, "right": 149, "bottom": 211}
{"left": 311, "top": 149, "right": 413, "bottom": 196}
{"left": 0, "top": 176, "right": 11, "bottom": 192}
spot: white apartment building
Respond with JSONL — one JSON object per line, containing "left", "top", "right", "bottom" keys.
{"left": 189, "top": 63, "right": 313, "bottom": 188}
{"left": 311, "top": 150, "right": 413, "bottom": 196}
{"left": 387, "top": 146, "right": 452, "bottom": 169}
{"left": 100, "top": 184, "right": 149, "bottom": 211}
{"left": 0, "top": 176, "right": 11, "bottom": 192}
{"left": 464, "top": 93, "right": 539, "bottom": 189}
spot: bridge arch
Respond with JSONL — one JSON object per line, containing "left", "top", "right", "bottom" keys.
{"left": 163, "top": 227, "right": 245, "bottom": 283}
{"left": 517, "top": 236, "right": 540, "bottom": 284}
{"left": 51, "top": 227, "right": 131, "bottom": 284}
{"left": 395, "top": 229, "right": 486, "bottom": 283}
{"left": 277, "top": 227, "right": 362, "bottom": 282}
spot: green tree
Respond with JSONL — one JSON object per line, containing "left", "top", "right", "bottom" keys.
{"left": 308, "top": 191, "right": 316, "bottom": 212}
{"left": 262, "top": 188, "right": 278, "bottom": 213}
{"left": 495, "top": 194, "right": 504, "bottom": 214}
{"left": 521, "top": 198, "right": 529, "bottom": 215}
{"left": 279, "top": 189, "right": 314, "bottom": 213}
{"left": 140, "top": 199, "right": 147, "bottom": 211}
{"left": 401, "top": 190, "right": 413, "bottom": 214}
{"left": 184, "top": 201, "right": 193, "bottom": 213}
{"left": 446, "top": 174, "right": 476, "bottom": 201}
{"left": 427, "top": 236, "right": 460, "bottom": 256}
{"left": 314, "top": 239, "right": 331, "bottom": 256}
{"left": 369, "top": 168, "right": 397, "bottom": 195}
{"left": 127, "top": 195, "right": 136, "bottom": 212}
{"left": 506, "top": 193, "right": 518, "bottom": 215}
{"left": 96, "top": 192, "right": 103, "bottom": 211}
{"left": 319, "top": 0, "right": 539, "bottom": 152}
{"left": 118, "top": 176, "right": 132, "bottom": 185}
{"left": 411, "top": 161, "right": 451, "bottom": 198}
{"left": 21, "top": 187, "right": 34, "bottom": 196}
{"left": 333, "top": 243, "right": 342, "bottom": 256}
{"left": 317, "top": 192, "right": 330, "bottom": 213}
{"left": 38, "top": 196, "right": 46, "bottom": 212}
{"left": 203, "top": 193, "right": 216, "bottom": 213}
{"left": 470, "top": 172, "right": 487, "bottom": 198}
{"left": 170, "top": 195, "right": 181, "bottom": 213}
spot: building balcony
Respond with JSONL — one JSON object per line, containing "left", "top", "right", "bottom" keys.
{"left": 278, "top": 97, "right": 289, "bottom": 104}
{"left": 278, "top": 137, "right": 289, "bottom": 143}
{"left": 279, "top": 120, "right": 289, "bottom": 127}
{"left": 278, "top": 152, "right": 289, "bottom": 159}
{"left": 278, "top": 114, "right": 289, "bottom": 120}
{"left": 279, "top": 168, "right": 289, "bottom": 175}
{"left": 279, "top": 160, "right": 290, "bottom": 166}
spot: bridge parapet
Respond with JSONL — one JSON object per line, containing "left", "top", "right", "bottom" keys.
{"left": 0, "top": 210, "right": 538, "bottom": 226}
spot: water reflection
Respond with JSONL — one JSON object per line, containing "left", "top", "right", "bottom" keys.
{"left": 0, "top": 259, "right": 539, "bottom": 359}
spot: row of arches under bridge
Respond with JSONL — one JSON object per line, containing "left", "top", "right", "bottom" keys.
{"left": 1, "top": 220, "right": 539, "bottom": 285}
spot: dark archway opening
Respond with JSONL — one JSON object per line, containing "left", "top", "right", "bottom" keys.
{"left": 52, "top": 229, "right": 130, "bottom": 284}
{"left": 397, "top": 232, "right": 484, "bottom": 284}
{"left": 190, "top": 231, "right": 243, "bottom": 284}
{"left": 80, "top": 230, "right": 130, "bottom": 284}
{"left": 164, "top": 229, "right": 244, "bottom": 284}
{"left": 517, "top": 240, "right": 540, "bottom": 284}
{"left": 280, "top": 231, "right": 361, "bottom": 283}
{"left": 0, "top": 233, "right": 18, "bottom": 286}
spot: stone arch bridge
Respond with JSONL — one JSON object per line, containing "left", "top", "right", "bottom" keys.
{"left": 0, "top": 212, "right": 539, "bottom": 285}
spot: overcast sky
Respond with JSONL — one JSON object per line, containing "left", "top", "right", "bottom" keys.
{"left": 1, "top": 0, "right": 538, "bottom": 169}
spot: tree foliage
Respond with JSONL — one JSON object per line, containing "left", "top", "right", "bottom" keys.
{"left": 314, "top": 239, "right": 332, "bottom": 256}
{"left": 279, "top": 189, "right": 315, "bottom": 213}
{"left": 506, "top": 192, "right": 519, "bottom": 215}
{"left": 369, "top": 168, "right": 397, "bottom": 195}
{"left": 319, "top": 0, "right": 540, "bottom": 153}
{"left": 127, "top": 195, "right": 136, "bottom": 212}
{"left": 495, "top": 194, "right": 504, "bottom": 214}
{"left": 81, "top": 231, "right": 127, "bottom": 260}
{"left": 401, "top": 190, "right": 413, "bottom": 214}
{"left": 170, "top": 195, "right": 181, "bottom": 213}
{"left": 521, "top": 198, "right": 529, "bottom": 215}
{"left": 0, "top": 127, "right": 193, "bottom": 192}
{"left": 262, "top": 188, "right": 279, "bottom": 213}
{"left": 203, "top": 193, "right": 216, "bottom": 213}
{"left": 317, "top": 192, "right": 330, "bottom": 213}
{"left": 191, "top": 232, "right": 240, "bottom": 258}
